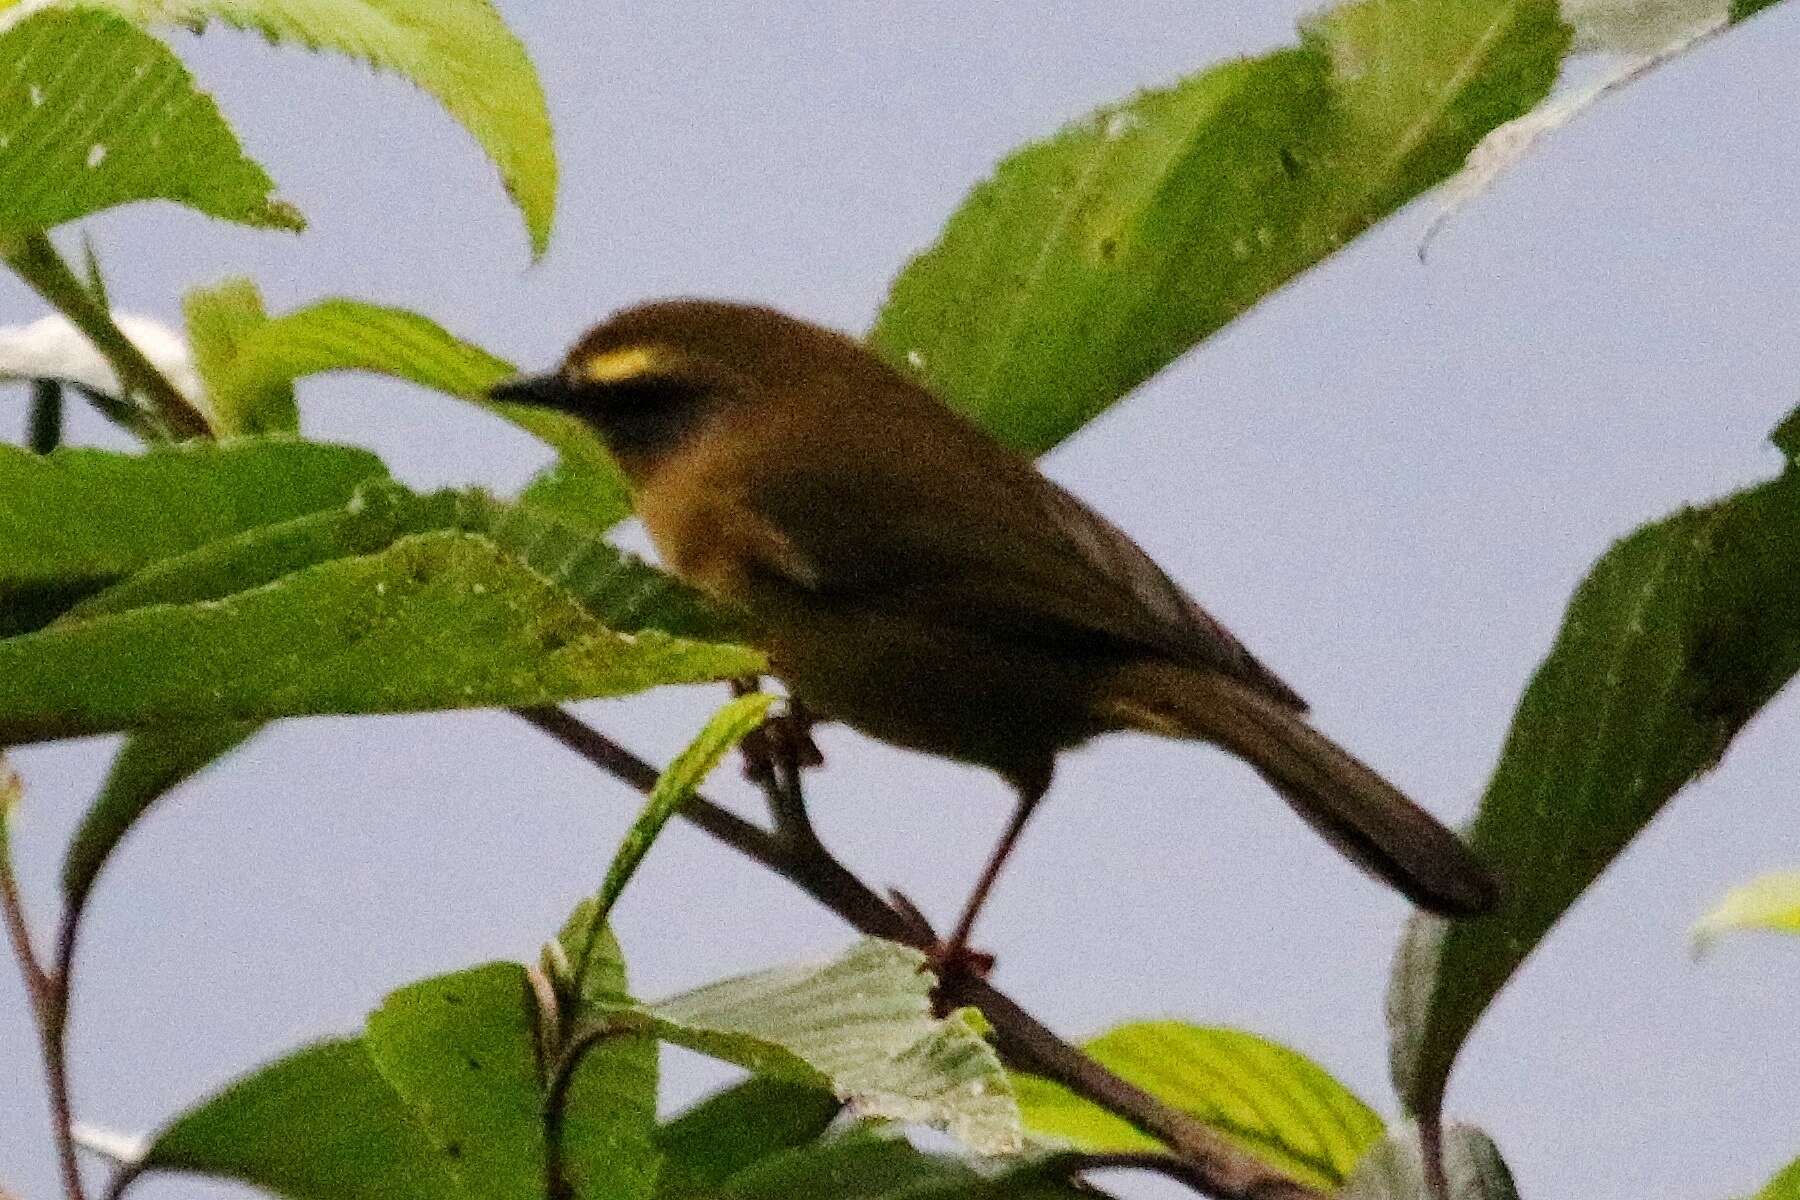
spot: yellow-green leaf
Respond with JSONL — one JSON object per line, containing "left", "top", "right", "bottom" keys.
{"left": 5, "top": 0, "right": 558, "bottom": 254}
{"left": 0, "top": 9, "right": 298, "bottom": 234}
{"left": 1013, "top": 1022, "right": 1382, "bottom": 1190}
{"left": 1692, "top": 871, "right": 1800, "bottom": 957}
{"left": 871, "top": 0, "right": 1567, "bottom": 454}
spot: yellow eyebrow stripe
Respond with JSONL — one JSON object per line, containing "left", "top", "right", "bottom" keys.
{"left": 581, "top": 346, "right": 664, "bottom": 384}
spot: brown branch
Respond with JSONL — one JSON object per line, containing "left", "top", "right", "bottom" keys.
{"left": 514, "top": 706, "right": 784, "bottom": 862}
{"left": 946, "top": 978, "right": 1317, "bottom": 1200}
{"left": 1, "top": 828, "right": 86, "bottom": 1200}
{"left": 515, "top": 704, "right": 1323, "bottom": 1200}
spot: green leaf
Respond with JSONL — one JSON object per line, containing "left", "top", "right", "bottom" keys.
{"left": 0, "top": 528, "right": 763, "bottom": 743}
{"left": 185, "top": 278, "right": 296, "bottom": 434}
{"left": 140, "top": 1039, "right": 464, "bottom": 1200}
{"left": 364, "top": 964, "right": 547, "bottom": 1200}
{"left": 1692, "top": 871, "right": 1800, "bottom": 957}
{"left": 542, "top": 905, "right": 664, "bottom": 1200}
{"left": 64, "top": 481, "right": 463, "bottom": 619}
{"left": 478, "top": 497, "right": 737, "bottom": 643}
{"left": 870, "top": 0, "right": 1567, "bottom": 454}
{"left": 1389, "top": 407, "right": 1800, "bottom": 1118}
{"left": 62, "top": 723, "right": 255, "bottom": 912}
{"left": 229, "top": 299, "right": 515, "bottom": 400}
{"left": 9, "top": 0, "right": 558, "bottom": 254}
{"left": 0, "top": 439, "right": 387, "bottom": 634}
{"left": 715, "top": 1133, "right": 1085, "bottom": 1200}
{"left": 519, "top": 456, "right": 636, "bottom": 540}
{"left": 1302, "top": 0, "right": 1571, "bottom": 219}
{"left": 654, "top": 1079, "right": 841, "bottom": 1200}
{"left": 1012, "top": 1022, "right": 1383, "bottom": 1190}
{"left": 556, "top": 902, "right": 631, "bottom": 1010}
{"left": 1755, "top": 1156, "right": 1800, "bottom": 1200}
{"left": 557, "top": 1025, "right": 662, "bottom": 1200}
{"left": 585, "top": 694, "right": 772, "bottom": 941}
{"left": 68, "top": 483, "right": 734, "bottom": 643}
{"left": 1340, "top": 1122, "right": 1519, "bottom": 1200}
{"left": 216, "top": 298, "right": 628, "bottom": 494}
{"left": 630, "top": 940, "right": 1021, "bottom": 1156}
{"left": 0, "top": 9, "right": 299, "bottom": 234}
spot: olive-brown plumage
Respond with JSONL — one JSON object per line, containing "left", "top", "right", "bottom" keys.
{"left": 493, "top": 300, "right": 1498, "bottom": 928}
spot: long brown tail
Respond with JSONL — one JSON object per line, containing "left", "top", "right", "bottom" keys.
{"left": 1103, "top": 662, "right": 1498, "bottom": 917}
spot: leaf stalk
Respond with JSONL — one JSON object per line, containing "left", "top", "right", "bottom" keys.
{"left": 2, "top": 232, "right": 210, "bottom": 439}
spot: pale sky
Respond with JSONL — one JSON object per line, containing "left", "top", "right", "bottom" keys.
{"left": 5, "top": 5, "right": 1800, "bottom": 1198}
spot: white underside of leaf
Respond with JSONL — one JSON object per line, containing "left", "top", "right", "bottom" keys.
{"left": 70, "top": 1121, "right": 151, "bottom": 1166}
{"left": 0, "top": 312, "right": 201, "bottom": 402}
{"left": 1341, "top": 1121, "right": 1519, "bottom": 1200}
{"left": 1563, "top": 0, "right": 1730, "bottom": 50}
{"left": 1422, "top": 0, "right": 1730, "bottom": 255}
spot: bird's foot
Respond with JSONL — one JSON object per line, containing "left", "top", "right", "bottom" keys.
{"left": 887, "top": 889, "right": 995, "bottom": 1012}
{"left": 734, "top": 684, "right": 824, "bottom": 785}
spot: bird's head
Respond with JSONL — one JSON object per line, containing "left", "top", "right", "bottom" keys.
{"left": 489, "top": 299, "right": 876, "bottom": 474}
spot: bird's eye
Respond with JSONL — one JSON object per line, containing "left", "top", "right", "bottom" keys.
{"left": 579, "top": 345, "right": 669, "bottom": 387}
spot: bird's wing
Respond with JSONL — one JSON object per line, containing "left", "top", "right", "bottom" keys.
{"left": 741, "top": 449, "right": 1308, "bottom": 712}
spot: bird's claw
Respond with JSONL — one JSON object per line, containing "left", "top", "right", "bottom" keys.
{"left": 734, "top": 684, "right": 823, "bottom": 784}
{"left": 886, "top": 888, "right": 996, "bottom": 1010}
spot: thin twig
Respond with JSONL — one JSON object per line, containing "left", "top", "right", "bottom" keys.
{"left": 516, "top": 704, "right": 1323, "bottom": 1200}
{"left": 1, "top": 232, "right": 209, "bottom": 439}
{"left": 1, "top": 825, "right": 86, "bottom": 1200}
{"left": 1, "top": 237, "right": 201, "bottom": 1200}
{"left": 70, "top": 385, "right": 153, "bottom": 441}
{"left": 514, "top": 706, "right": 784, "bottom": 863}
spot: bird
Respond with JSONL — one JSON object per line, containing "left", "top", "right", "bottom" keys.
{"left": 491, "top": 299, "right": 1498, "bottom": 965}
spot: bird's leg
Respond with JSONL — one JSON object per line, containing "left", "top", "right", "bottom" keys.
{"left": 734, "top": 680, "right": 823, "bottom": 786}
{"left": 933, "top": 779, "right": 1048, "bottom": 985}
{"left": 773, "top": 696, "right": 825, "bottom": 769}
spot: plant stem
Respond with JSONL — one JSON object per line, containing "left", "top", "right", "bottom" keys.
{"left": 516, "top": 705, "right": 1323, "bottom": 1200}
{"left": 1, "top": 322, "right": 191, "bottom": 1198}
{"left": 1, "top": 825, "right": 86, "bottom": 1200}
{"left": 1, "top": 232, "right": 209, "bottom": 439}
{"left": 28, "top": 380, "right": 64, "bottom": 453}
{"left": 1420, "top": 1115, "right": 1449, "bottom": 1200}
{"left": 541, "top": 1020, "right": 630, "bottom": 1200}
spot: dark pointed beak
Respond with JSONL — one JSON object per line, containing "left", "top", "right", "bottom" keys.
{"left": 488, "top": 372, "right": 575, "bottom": 410}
